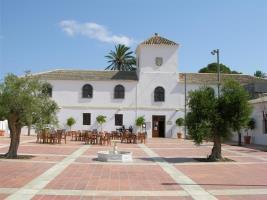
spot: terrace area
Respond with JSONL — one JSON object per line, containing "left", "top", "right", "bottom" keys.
{"left": 0, "top": 135, "right": 267, "bottom": 200}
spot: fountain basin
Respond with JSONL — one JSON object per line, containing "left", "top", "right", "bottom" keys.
{"left": 97, "top": 151, "right": 133, "bottom": 162}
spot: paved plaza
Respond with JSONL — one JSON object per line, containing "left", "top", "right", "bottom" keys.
{"left": 0, "top": 136, "right": 267, "bottom": 200}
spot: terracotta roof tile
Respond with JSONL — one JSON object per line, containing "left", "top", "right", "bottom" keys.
{"left": 140, "top": 33, "right": 178, "bottom": 46}
{"left": 34, "top": 70, "right": 138, "bottom": 81}
{"left": 179, "top": 73, "right": 267, "bottom": 85}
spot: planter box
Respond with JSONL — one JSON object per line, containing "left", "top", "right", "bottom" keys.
{"left": 0, "top": 130, "right": 5, "bottom": 136}
{"left": 177, "top": 132, "right": 182, "bottom": 139}
{"left": 244, "top": 136, "right": 251, "bottom": 144}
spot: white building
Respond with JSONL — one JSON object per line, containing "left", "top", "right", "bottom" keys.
{"left": 247, "top": 97, "right": 267, "bottom": 145}
{"left": 31, "top": 33, "right": 267, "bottom": 140}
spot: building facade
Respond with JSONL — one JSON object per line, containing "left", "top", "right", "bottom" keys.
{"left": 29, "top": 34, "right": 267, "bottom": 140}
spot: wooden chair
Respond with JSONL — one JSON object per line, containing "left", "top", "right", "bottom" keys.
{"left": 138, "top": 132, "right": 146, "bottom": 144}
{"left": 36, "top": 130, "right": 42, "bottom": 143}
{"left": 100, "top": 132, "right": 111, "bottom": 145}
{"left": 84, "top": 131, "right": 90, "bottom": 144}
{"left": 121, "top": 131, "right": 132, "bottom": 143}
{"left": 56, "top": 129, "right": 67, "bottom": 144}
{"left": 112, "top": 131, "right": 121, "bottom": 140}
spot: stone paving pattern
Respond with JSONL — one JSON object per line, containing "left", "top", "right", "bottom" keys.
{"left": 0, "top": 135, "right": 267, "bottom": 199}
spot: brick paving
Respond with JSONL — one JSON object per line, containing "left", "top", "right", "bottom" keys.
{"left": 0, "top": 136, "right": 267, "bottom": 199}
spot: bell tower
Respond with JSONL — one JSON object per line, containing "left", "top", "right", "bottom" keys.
{"left": 136, "top": 33, "right": 179, "bottom": 75}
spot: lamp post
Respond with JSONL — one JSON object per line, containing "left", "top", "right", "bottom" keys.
{"left": 211, "top": 49, "right": 220, "bottom": 97}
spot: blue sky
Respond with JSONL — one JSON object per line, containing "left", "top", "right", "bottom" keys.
{"left": 0, "top": 0, "right": 266, "bottom": 80}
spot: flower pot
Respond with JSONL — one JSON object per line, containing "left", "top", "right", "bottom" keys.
{"left": 0, "top": 130, "right": 5, "bottom": 136}
{"left": 177, "top": 132, "right": 182, "bottom": 139}
{"left": 244, "top": 136, "right": 251, "bottom": 144}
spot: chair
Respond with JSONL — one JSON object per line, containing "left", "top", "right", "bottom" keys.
{"left": 112, "top": 131, "right": 121, "bottom": 140}
{"left": 84, "top": 131, "right": 90, "bottom": 144}
{"left": 138, "top": 132, "right": 146, "bottom": 144}
{"left": 121, "top": 131, "right": 132, "bottom": 143}
{"left": 100, "top": 132, "right": 111, "bottom": 145}
{"left": 56, "top": 129, "right": 67, "bottom": 144}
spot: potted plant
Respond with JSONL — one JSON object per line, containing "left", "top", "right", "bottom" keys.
{"left": 176, "top": 117, "right": 185, "bottom": 139}
{"left": 135, "top": 116, "right": 145, "bottom": 133}
{"left": 244, "top": 118, "right": 256, "bottom": 144}
{"left": 0, "top": 129, "right": 5, "bottom": 136}
{"left": 66, "top": 117, "right": 76, "bottom": 131}
{"left": 96, "top": 115, "right": 107, "bottom": 132}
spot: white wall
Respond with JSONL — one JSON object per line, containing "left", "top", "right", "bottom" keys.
{"left": 249, "top": 99, "right": 267, "bottom": 145}
{"left": 137, "top": 45, "right": 178, "bottom": 73}
{"left": 49, "top": 80, "right": 138, "bottom": 109}
{"left": 0, "top": 120, "right": 8, "bottom": 132}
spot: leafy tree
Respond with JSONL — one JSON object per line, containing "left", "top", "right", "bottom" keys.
{"left": 176, "top": 118, "right": 185, "bottom": 126}
{"left": 135, "top": 116, "right": 145, "bottom": 132}
{"left": 105, "top": 44, "right": 136, "bottom": 71}
{"left": 66, "top": 117, "right": 76, "bottom": 130}
{"left": 219, "top": 80, "right": 252, "bottom": 147}
{"left": 26, "top": 82, "right": 54, "bottom": 135}
{"left": 246, "top": 118, "right": 256, "bottom": 136}
{"left": 96, "top": 115, "right": 107, "bottom": 131}
{"left": 0, "top": 74, "right": 58, "bottom": 158}
{"left": 186, "top": 80, "right": 251, "bottom": 161}
{"left": 199, "top": 63, "right": 241, "bottom": 74}
{"left": 254, "top": 70, "right": 266, "bottom": 78}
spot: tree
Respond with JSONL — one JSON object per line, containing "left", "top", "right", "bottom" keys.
{"left": 176, "top": 118, "right": 185, "bottom": 126}
{"left": 105, "top": 44, "right": 136, "bottom": 71}
{"left": 246, "top": 118, "right": 256, "bottom": 136}
{"left": 66, "top": 117, "right": 76, "bottom": 130}
{"left": 96, "top": 115, "right": 106, "bottom": 131}
{"left": 0, "top": 74, "right": 59, "bottom": 158}
{"left": 199, "top": 63, "right": 241, "bottom": 74}
{"left": 176, "top": 117, "right": 185, "bottom": 138}
{"left": 186, "top": 80, "right": 251, "bottom": 161}
{"left": 26, "top": 82, "right": 54, "bottom": 136}
{"left": 254, "top": 70, "right": 266, "bottom": 78}
{"left": 135, "top": 116, "right": 145, "bottom": 132}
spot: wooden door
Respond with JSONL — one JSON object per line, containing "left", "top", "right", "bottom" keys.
{"left": 152, "top": 115, "right": 165, "bottom": 137}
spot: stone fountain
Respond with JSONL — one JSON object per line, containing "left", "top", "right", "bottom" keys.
{"left": 97, "top": 140, "right": 132, "bottom": 162}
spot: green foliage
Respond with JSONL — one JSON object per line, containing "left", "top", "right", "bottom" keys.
{"left": 96, "top": 115, "right": 107, "bottom": 131}
{"left": 199, "top": 63, "right": 241, "bottom": 74}
{"left": 105, "top": 44, "right": 136, "bottom": 71}
{"left": 247, "top": 118, "right": 256, "bottom": 130}
{"left": 0, "top": 74, "right": 59, "bottom": 157}
{"left": 135, "top": 116, "right": 145, "bottom": 126}
{"left": 0, "top": 74, "right": 59, "bottom": 127}
{"left": 219, "top": 80, "right": 252, "bottom": 133}
{"left": 96, "top": 115, "right": 107, "bottom": 125}
{"left": 66, "top": 117, "right": 76, "bottom": 130}
{"left": 186, "top": 80, "right": 251, "bottom": 159}
{"left": 186, "top": 87, "right": 217, "bottom": 144}
{"left": 254, "top": 70, "right": 266, "bottom": 78}
{"left": 175, "top": 118, "right": 184, "bottom": 126}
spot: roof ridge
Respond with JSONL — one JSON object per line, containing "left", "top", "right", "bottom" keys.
{"left": 140, "top": 33, "right": 178, "bottom": 46}
{"left": 181, "top": 72, "right": 256, "bottom": 77}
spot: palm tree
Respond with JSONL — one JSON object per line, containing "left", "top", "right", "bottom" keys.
{"left": 105, "top": 44, "right": 136, "bottom": 71}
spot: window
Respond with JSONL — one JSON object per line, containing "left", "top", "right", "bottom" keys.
{"left": 154, "top": 86, "right": 165, "bottom": 102}
{"left": 82, "top": 84, "right": 93, "bottom": 98}
{"left": 114, "top": 85, "right": 125, "bottom": 99}
{"left": 83, "top": 113, "right": 91, "bottom": 125}
{"left": 115, "top": 114, "right": 123, "bottom": 126}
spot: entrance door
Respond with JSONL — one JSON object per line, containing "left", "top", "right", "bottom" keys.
{"left": 152, "top": 115, "right": 165, "bottom": 137}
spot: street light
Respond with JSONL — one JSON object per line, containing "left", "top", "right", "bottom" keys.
{"left": 211, "top": 49, "right": 220, "bottom": 97}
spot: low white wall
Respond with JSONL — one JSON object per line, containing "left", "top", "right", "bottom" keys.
{"left": 232, "top": 98, "right": 267, "bottom": 145}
